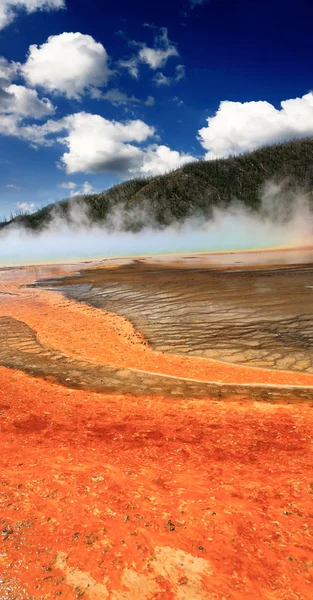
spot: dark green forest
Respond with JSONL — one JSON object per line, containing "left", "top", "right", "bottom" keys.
{"left": 2, "top": 137, "right": 313, "bottom": 232}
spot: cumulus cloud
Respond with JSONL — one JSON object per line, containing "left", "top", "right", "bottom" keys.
{"left": 0, "top": 58, "right": 53, "bottom": 119}
{"left": 138, "top": 144, "right": 196, "bottom": 176}
{"left": 0, "top": 114, "right": 23, "bottom": 138}
{"left": 58, "top": 181, "right": 77, "bottom": 189}
{"left": 119, "top": 27, "right": 180, "bottom": 79}
{"left": 55, "top": 114, "right": 196, "bottom": 177}
{"left": 21, "top": 32, "right": 111, "bottom": 99}
{"left": 0, "top": 105, "right": 195, "bottom": 178}
{"left": 58, "top": 113, "right": 155, "bottom": 175}
{"left": 0, "top": 106, "right": 64, "bottom": 145}
{"left": 17, "top": 201, "right": 36, "bottom": 213}
{"left": 70, "top": 181, "right": 98, "bottom": 196}
{"left": 0, "top": 84, "right": 55, "bottom": 118}
{"left": 0, "top": 57, "right": 19, "bottom": 82}
{"left": 17, "top": 115, "right": 68, "bottom": 146}
{"left": 198, "top": 92, "right": 313, "bottom": 159}
{"left": 36, "top": 112, "right": 194, "bottom": 176}
{"left": 0, "top": 0, "right": 65, "bottom": 30}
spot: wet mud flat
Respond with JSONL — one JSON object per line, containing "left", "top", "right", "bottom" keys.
{"left": 40, "top": 260, "right": 313, "bottom": 375}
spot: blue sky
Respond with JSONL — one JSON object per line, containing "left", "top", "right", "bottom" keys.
{"left": 0, "top": 0, "right": 313, "bottom": 219}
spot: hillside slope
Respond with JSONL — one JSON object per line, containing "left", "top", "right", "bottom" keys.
{"left": 2, "top": 137, "right": 313, "bottom": 231}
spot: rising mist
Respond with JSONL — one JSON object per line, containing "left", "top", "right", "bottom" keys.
{"left": 1, "top": 181, "right": 312, "bottom": 266}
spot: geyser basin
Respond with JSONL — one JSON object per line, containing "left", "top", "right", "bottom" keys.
{"left": 40, "top": 250, "right": 313, "bottom": 375}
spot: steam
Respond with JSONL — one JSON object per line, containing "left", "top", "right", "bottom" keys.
{"left": 1, "top": 181, "right": 313, "bottom": 266}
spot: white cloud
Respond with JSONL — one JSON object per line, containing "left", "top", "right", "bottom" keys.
{"left": 47, "top": 112, "right": 195, "bottom": 177}
{"left": 153, "top": 72, "right": 171, "bottom": 86}
{"left": 0, "top": 108, "right": 196, "bottom": 178}
{"left": 0, "top": 84, "right": 55, "bottom": 118}
{"left": 101, "top": 89, "right": 139, "bottom": 105}
{"left": 70, "top": 181, "right": 97, "bottom": 196}
{"left": 19, "top": 115, "right": 68, "bottom": 146}
{"left": 153, "top": 65, "right": 185, "bottom": 87}
{"left": 58, "top": 112, "right": 155, "bottom": 175}
{"left": 58, "top": 181, "right": 77, "bottom": 189}
{"left": 22, "top": 32, "right": 111, "bottom": 99}
{"left": 138, "top": 28, "right": 178, "bottom": 69}
{"left": 0, "top": 114, "right": 23, "bottom": 138}
{"left": 17, "top": 201, "right": 36, "bottom": 213}
{"left": 198, "top": 92, "right": 313, "bottom": 159}
{"left": 145, "top": 96, "right": 155, "bottom": 107}
{"left": 120, "top": 27, "right": 179, "bottom": 79}
{"left": 175, "top": 64, "right": 185, "bottom": 82}
{"left": 118, "top": 57, "right": 140, "bottom": 79}
{"left": 0, "top": 57, "right": 19, "bottom": 81}
{"left": 0, "top": 0, "right": 65, "bottom": 30}
{"left": 5, "top": 183, "right": 21, "bottom": 190}
{"left": 0, "top": 82, "right": 57, "bottom": 144}
{"left": 60, "top": 128, "right": 196, "bottom": 177}
{"left": 0, "top": 57, "right": 55, "bottom": 119}
{"left": 138, "top": 144, "right": 195, "bottom": 176}
{"left": 0, "top": 58, "right": 54, "bottom": 120}
{"left": 93, "top": 88, "right": 154, "bottom": 107}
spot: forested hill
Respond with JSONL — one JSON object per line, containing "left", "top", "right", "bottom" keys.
{"left": 2, "top": 137, "right": 313, "bottom": 232}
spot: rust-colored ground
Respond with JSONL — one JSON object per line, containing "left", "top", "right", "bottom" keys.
{"left": 1, "top": 262, "right": 313, "bottom": 599}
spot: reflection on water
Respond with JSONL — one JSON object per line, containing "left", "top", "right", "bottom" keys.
{"left": 140, "top": 247, "right": 313, "bottom": 268}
